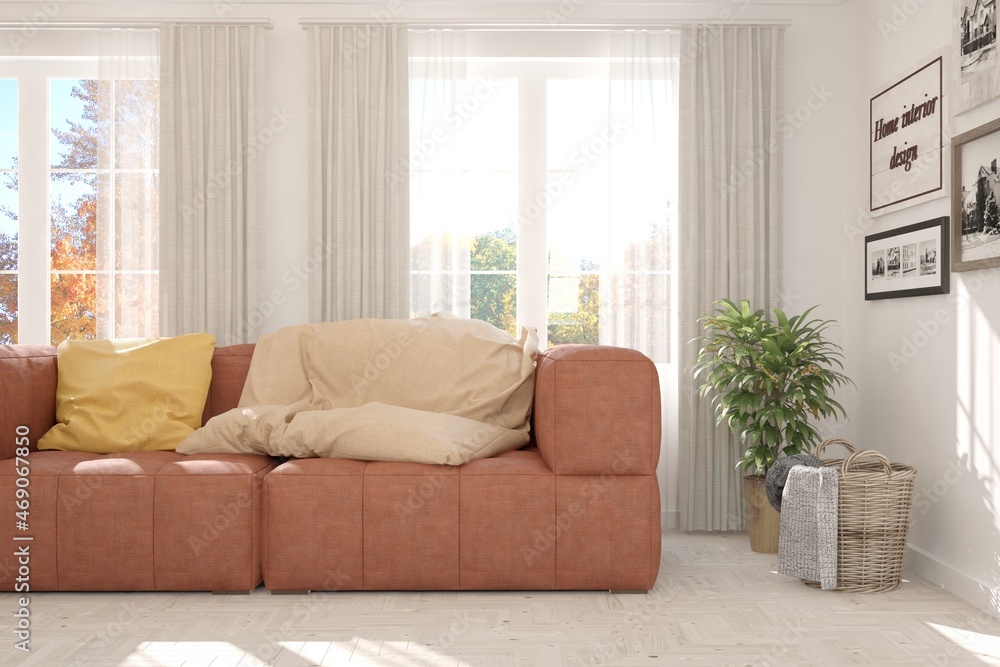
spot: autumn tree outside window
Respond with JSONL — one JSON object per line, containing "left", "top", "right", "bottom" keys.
{"left": 0, "top": 30, "right": 159, "bottom": 346}
{"left": 0, "top": 78, "right": 16, "bottom": 344}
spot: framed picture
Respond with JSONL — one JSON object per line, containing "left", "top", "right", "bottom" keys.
{"left": 865, "top": 217, "right": 950, "bottom": 300}
{"left": 955, "top": 0, "right": 1000, "bottom": 114}
{"left": 951, "top": 117, "right": 1000, "bottom": 271}
{"left": 870, "top": 56, "right": 945, "bottom": 214}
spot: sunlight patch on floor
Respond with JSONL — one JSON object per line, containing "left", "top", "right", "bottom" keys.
{"left": 123, "top": 639, "right": 468, "bottom": 667}
{"left": 928, "top": 622, "right": 1000, "bottom": 665}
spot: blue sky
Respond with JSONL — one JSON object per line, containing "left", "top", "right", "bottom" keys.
{"left": 49, "top": 78, "right": 88, "bottom": 167}
{"left": 0, "top": 78, "right": 91, "bottom": 240}
{"left": 48, "top": 78, "right": 94, "bottom": 244}
{"left": 0, "top": 79, "right": 16, "bottom": 239}
{"left": 0, "top": 79, "right": 15, "bottom": 169}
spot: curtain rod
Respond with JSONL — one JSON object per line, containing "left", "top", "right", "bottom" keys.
{"left": 299, "top": 18, "right": 792, "bottom": 29}
{"left": 0, "top": 19, "right": 274, "bottom": 30}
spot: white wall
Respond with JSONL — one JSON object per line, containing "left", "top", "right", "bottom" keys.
{"left": 846, "top": 0, "right": 1000, "bottom": 616}
{"left": 0, "top": 0, "right": 865, "bottom": 555}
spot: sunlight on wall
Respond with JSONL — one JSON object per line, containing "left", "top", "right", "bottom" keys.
{"left": 955, "top": 279, "right": 1000, "bottom": 490}
{"left": 954, "top": 277, "right": 1000, "bottom": 613}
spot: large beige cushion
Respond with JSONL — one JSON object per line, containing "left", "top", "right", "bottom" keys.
{"left": 241, "top": 315, "right": 537, "bottom": 427}
{"left": 178, "top": 316, "right": 538, "bottom": 464}
{"left": 178, "top": 401, "right": 529, "bottom": 465}
{"left": 38, "top": 334, "right": 216, "bottom": 453}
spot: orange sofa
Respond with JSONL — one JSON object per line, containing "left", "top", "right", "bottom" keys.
{"left": 0, "top": 342, "right": 661, "bottom": 593}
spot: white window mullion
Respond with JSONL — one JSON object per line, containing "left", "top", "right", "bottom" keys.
{"left": 516, "top": 70, "right": 548, "bottom": 347}
{"left": 17, "top": 70, "right": 47, "bottom": 345}
{"left": 104, "top": 80, "right": 117, "bottom": 339}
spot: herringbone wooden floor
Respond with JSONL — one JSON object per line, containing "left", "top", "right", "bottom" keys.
{"left": 3, "top": 532, "right": 999, "bottom": 666}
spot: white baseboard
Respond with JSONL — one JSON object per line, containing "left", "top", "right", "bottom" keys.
{"left": 906, "top": 543, "right": 1000, "bottom": 619}
{"left": 662, "top": 509, "right": 678, "bottom": 530}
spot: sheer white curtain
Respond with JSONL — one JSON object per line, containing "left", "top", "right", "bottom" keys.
{"left": 677, "top": 26, "right": 784, "bottom": 532}
{"left": 307, "top": 25, "right": 409, "bottom": 322}
{"left": 96, "top": 28, "right": 160, "bottom": 339}
{"left": 407, "top": 29, "right": 471, "bottom": 319}
{"left": 601, "top": 30, "right": 677, "bottom": 362}
{"left": 408, "top": 30, "right": 675, "bottom": 351}
{"left": 159, "top": 24, "right": 265, "bottom": 344}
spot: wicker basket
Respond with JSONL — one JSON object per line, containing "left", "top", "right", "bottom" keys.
{"left": 806, "top": 439, "right": 917, "bottom": 593}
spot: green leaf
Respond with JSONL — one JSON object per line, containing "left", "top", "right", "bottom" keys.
{"left": 689, "top": 299, "right": 854, "bottom": 474}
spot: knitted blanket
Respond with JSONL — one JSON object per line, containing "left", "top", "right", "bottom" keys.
{"left": 777, "top": 465, "right": 839, "bottom": 590}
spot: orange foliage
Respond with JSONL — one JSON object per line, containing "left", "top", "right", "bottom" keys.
{"left": 50, "top": 195, "right": 98, "bottom": 343}
{"left": 0, "top": 271, "right": 15, "bottom": 344}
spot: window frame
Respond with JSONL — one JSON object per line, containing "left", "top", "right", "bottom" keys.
{"left": 3, "top": 56, "right": 159, "bottom": 345}
{"left": 409, "top": 45, "right": 678, "bottom": 363}
{"left": 0, "top": 76, "right": 17, "bottom": 344}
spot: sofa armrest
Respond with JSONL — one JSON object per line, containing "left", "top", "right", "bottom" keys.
{"left": 0, "top": 345, "right": 58, "bottom": 460}
{"left": 533, "top": 345, "right": 660, "bottom": 476}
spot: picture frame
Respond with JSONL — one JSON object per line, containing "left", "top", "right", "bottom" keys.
{"left": 955, "top": 0, "right": 1000, "bottom": 115}
{"left": 951, "top": 117, "right": 1000, "bottom": 271}
{"left": 865, "top": 217, "right": 950, "bottom": 300}
{"left": 870, "top": 56, "right": 945, "bottom": 215}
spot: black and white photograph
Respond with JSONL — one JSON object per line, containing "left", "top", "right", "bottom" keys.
{"left": 957, "top": 1, "right": 1000, "bottom": 112}
{"left": 870, "top": 249, "right": 886, "bottom": 281}
{"left": 919, "top": 238, "right": 940, "bottom": 276}
{"left": 901, "top": 243, "right": 918, "bottom": 277}
{"left": 865, "top": 217, "right": 950, "bottom": 300}
{"left": 886, "top": 246, "right": 901, "bottom": 279}
{"left": 951, "top": 117, "right": 1000, "bottom": 270}
{"left": 960, "top": 0, "right": 997, "bottom": 83}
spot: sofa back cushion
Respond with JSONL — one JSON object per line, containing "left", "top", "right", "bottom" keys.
{"left": 0, "top": 345, "right": 57, "bottom": 458}
{"left": 202, "top": 343, "right": 255, "bottom": 424}
{"left": 0, "top": 342, "right": 254, "bottom": 460}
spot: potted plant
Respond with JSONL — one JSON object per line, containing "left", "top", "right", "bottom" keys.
{"left": 692, "top": 299, "right": 853, "bottom": 553}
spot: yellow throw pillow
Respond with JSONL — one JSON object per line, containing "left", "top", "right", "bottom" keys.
{"left": 38, "top": 334, "right": 216, "bottom": 453}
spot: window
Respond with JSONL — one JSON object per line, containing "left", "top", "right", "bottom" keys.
{"left": 409, "top": 75, "right": 519, "bottom": 334}
{"left": 49, "top": 77, "right": 159, "bottom": 342}
{"left": 0, "top": 78, "right": 17, "bottom": 343}
{"left": 1, "top": 31, "right": 159, "bottom": 345}
{"left": 409, "top": 30, "right": 677, "bottom": 362}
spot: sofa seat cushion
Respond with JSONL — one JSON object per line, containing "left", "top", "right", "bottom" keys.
{"left": 459, "top": 447, "right": 550, "bottom": 475}
{"left": 264, "top": 458, "right": 368, "bottom": 591}
{"left": 362, "top": 460, "right": 462, "bottom": 590}
{"left": 459, "top": 448, "right": 557, "bottom": 590}
{"left": 263, "top": 449, "right": 559, "bottom": 591}
{"left": 0, "top": 451, "right": 274, "bottom": 591}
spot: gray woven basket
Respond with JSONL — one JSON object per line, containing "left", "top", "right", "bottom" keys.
{"left": 805, "top": 439, "right": 917, "bottom": 593}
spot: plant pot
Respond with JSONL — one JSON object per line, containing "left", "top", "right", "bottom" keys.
{"left": 744, "top": 475, "right": 780, "bottom": 554}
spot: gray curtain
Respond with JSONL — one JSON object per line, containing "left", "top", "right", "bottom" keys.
{"left": 159, "top": 24, "right": 265, "bottom": 345}
{"left": 307, "top": 25, "right": 409, "bottom": 322}
{"left": 677, "top": 26, "right": 784, "bottom": 531}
